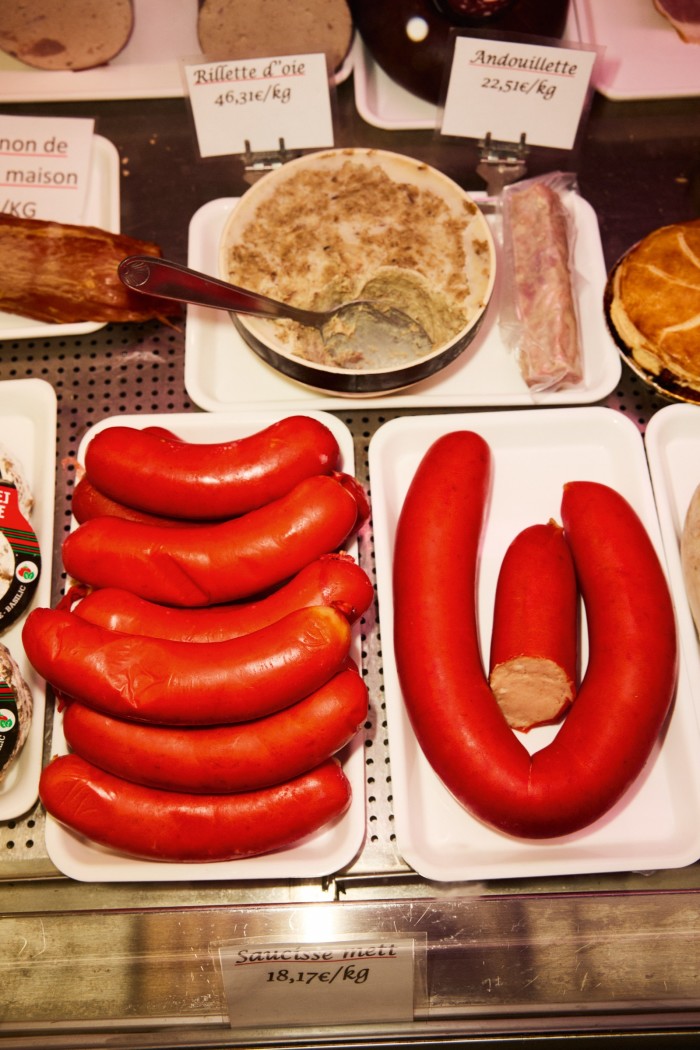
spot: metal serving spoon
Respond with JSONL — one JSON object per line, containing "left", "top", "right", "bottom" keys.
{"left": 118, "top": 255, "right": 434, "bottom": 369}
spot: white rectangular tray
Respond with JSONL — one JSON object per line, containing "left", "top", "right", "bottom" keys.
{"left": 369, "top": 406, "right": 700, "bottom": 882}
{"left": 184, "top": 191, "right": 620, "bottom": 412}
{"left": 0, "top": 135, "right": 120, "bottom": 341}
{"left": 44, "top": 410, "right": 366, "bottom": 882}
{"left": 645, "top": 405, "right": 700, "bottom": 732}
{"left": 574, "top": 0, "right": 700, "bottom": 100}
{"left": 0, "top": 379, "right": 56, "bottom": 821}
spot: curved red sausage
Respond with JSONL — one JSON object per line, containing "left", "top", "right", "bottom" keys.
{"left": 61, "top": 473, "right": 364, "bottom": 606}
{"left": 83, "top": 415, "right": 341, "bottom": 520}
{"left": 393, "top": 431, "right": 678, "bottom": 839}
{"left": 23, "top": 604, "right": 352, "bottom": 724}
{"left": 71, "top": 475, "right": 209, "bottom": 527}
{"left": 39, "top": 753, "right": 351, "bottom": 862}
{"left": 61, "top": 665, "right": 368, "bottom": 792}
{"left": 70, "top": 554, "right": 374, "bottom": 640}
{"left": 488, "top": 520, "right": 578, "bottom": 732}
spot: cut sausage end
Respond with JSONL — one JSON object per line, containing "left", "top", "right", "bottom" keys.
{"left": 489, "top": 656, "right": 574, "bottom": 732}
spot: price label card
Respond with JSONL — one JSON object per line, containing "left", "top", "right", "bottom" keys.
{"left": 441, "top": 35, "right": 597, "bottom": 150}
{"left": 183, "top": 52, "right": 334, "bottom": 158}
{"left": 219, "top": 936, "right": 420, "bottom": 1028}
{"left": 0, "top": 114, "right": 95, "bottom": 224}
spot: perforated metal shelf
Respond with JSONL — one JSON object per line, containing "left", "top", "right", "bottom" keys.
{"left": 0, "top": 314, "right": 683, "bottom": 896}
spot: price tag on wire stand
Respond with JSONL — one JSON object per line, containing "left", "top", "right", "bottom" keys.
{"left": 440, "top": 33, "right": 598, "bottom": 151}
{"left": 218, "top": 935, "right": 424, "bottom": 1028}
{"left": 182, "top": 52, "right": 335, "bottom": 158}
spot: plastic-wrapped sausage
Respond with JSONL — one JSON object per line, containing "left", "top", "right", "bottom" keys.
{"left": 501, "top": 173, "right": 583, "bottom": 393}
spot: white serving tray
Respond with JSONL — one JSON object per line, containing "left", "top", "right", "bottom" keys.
{"left": 574, "top": 0, "right": 700, "bottom": 100}
{"left": 184, "top": 191, "right": 620, "bottom": 412}
{"left": 0, "top": 0, "right": 353, "bottom": 103}
{"left": 369, "top": 406, "right": 700, "bottom": 882}
{"left": 0, "top": 379, "right": 56, "bottom": 821}
{"left": 0, "top": 135, "right": 120, "bottom": 342}
{"left": 351, "top": 36, "right": 438, "bottom": 132}
{"left": 44, "top": 410, "right": 366, "bottom": 882}
{"left": 645, "top": 404, "right": 700, "bottom": 734}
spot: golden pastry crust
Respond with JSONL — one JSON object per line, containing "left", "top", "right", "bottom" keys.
{"left": 610, "top": 219, "right": 700, "bottom": 389}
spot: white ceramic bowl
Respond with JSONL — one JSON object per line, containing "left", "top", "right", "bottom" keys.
{"left": 219, "top": 147, "right": 496, "bottom": 396}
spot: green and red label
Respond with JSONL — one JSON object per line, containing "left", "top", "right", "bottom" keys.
{"left": 0, "top": 481, "right": 41, "bottom": 631}
{"left": 0, "top": 679, "right": 19, "bottom": 775}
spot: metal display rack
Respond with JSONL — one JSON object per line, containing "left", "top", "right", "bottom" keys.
{"left": 1, "top": 70, "right": 700, "bottom": 1047}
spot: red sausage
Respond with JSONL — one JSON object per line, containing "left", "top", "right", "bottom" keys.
{"left": 61, "top": 665, "right": 368, "bottom": 792}
{"left": 393, "top": 431, "right": 678, "bottom": 838}
{"left": 83, "top": 415, "right": 341, "bottom": 520}
{"left": 71, "top": 475, "right": 209, "bottom": 527}
{"left": 22, "top": 604, "right": 352, "bottom": 724}
{"left": 39, "top": 753, "right": 351, "bottom": 862}
{"left": 61, "top": 473, "right": 364, "bottom": 606}
{"left": 71, "top": 554, "right": 374, "bottom": 640}
{"left": 488, "top": 520, "right": 579, "bottom": 732}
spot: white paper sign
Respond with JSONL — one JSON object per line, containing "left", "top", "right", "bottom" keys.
{"left": 219, "top": 937, "right": 417, "bottom": 1028}
{"left": 442, "top": 36, "right": 597, "bottom": 150}
{"left": 183, "top": 52, "right": 334, "bottom": 158}
{"left": 0, "top": 114, "right": 95, "bottom": 223}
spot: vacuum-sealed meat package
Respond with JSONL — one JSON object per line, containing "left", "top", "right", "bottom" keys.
{"left": 500, "top": 172, "right": 584, "bottom": 393}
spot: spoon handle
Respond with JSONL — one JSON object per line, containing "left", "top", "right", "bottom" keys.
{"left": 118, "top": 255, "right": 316, "bottom": 324}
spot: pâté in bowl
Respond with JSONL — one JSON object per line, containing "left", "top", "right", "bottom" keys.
{"left": 219, "top": 148, "right": 497, "bottom": 395}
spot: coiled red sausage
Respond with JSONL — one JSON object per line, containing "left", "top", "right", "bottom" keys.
{"left": 39, "top": 753, "right": 351, "bottom": 862}
{"left": 23, "top": 604, "right": 352, "bottom": 724}
{"left": 70, "top": 554, "right": 374, "bottom": 640}
{"left": 61, "top": 665, "right": 368, "bottom": 792}
{"left": 393, "top": 431, "right": 678, "bottom": 839}
{"left": 83, "top": 415, "right": 341, "bottom": 520}
{"left": 61, "top": 473, "right": 364, "bottom": 606}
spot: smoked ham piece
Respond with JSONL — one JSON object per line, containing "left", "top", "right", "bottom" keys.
{"left": 653, "top": 0, "right": 700, "bottom": 43}
{"left": 0, "top": 215, "right": 180, "bottom": 325}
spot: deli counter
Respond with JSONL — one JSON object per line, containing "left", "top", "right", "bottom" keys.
{"left": 2, "top": 2, "right": 700, "bottom": 1047}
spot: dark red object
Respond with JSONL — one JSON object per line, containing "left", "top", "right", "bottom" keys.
{"left": 350, "top": 0, "right": 571, "bottom": 103}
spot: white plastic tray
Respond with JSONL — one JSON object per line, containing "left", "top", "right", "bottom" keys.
{"left": 369, "top": 406, "right": 700, "bottom": 882}
{"left": 0, "top": 135, "right": 120, "bottom": 341}
{"left": 0, "top": 0, "right": 353, "bottom": 102}
{"left": 645, "top": 404, "right": 700, "bottom": 734}
{"left": 44, "top": 410, "right": 366, "bottom": 882}
{"left": 184, "top": 192, "right": 620, "bottom": 412}
{"left": 574, "top": 0, "right": 700, "bottom": 100}
{"left": 0, "top": 379, "right": 56, "bottom": 821}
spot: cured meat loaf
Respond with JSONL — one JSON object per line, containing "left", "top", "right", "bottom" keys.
{"left": 0, "top": 215, "right": 179, "bottom": 325}
{"left": 0, "top": 1, "right": 134, "bottom": 71}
